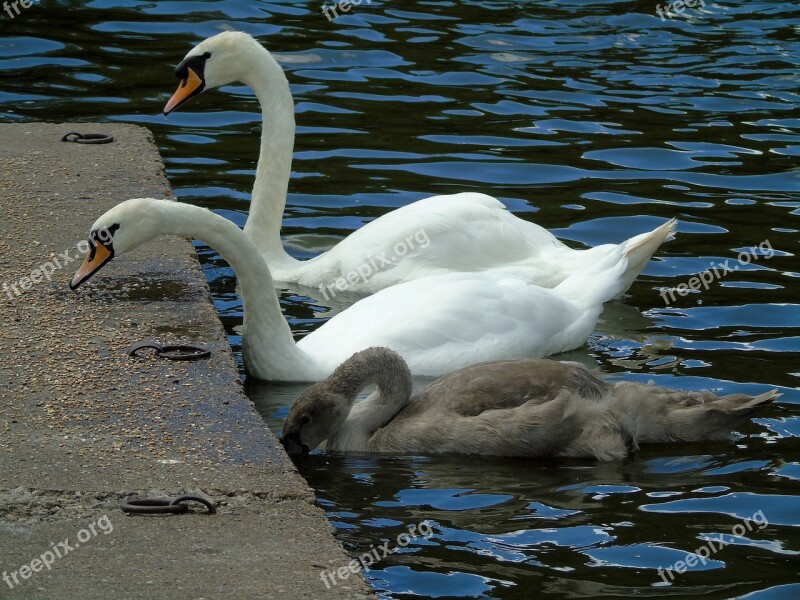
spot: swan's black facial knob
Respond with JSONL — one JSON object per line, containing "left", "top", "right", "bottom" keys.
{"left": 69, "top": 224, "right": 120, "bottom": 290}
{"left": 173, "top": 51, "right": 211, "bottom": 82}
{"left": 164, "top": 52, "right": 211, "bottom": 115}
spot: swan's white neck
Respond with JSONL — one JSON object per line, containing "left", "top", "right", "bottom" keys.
{"left": 238, "top": 46, "right": 299, "bottom": 271}
{"left": 324, "top": 350, "right": 413, "bottom": 451}
{"left": 153, "top": 201, "right": 312, "bottom": 380}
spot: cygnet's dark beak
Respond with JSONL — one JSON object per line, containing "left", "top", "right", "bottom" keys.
{"left": 279, "top": 430, "right": 309, "bottom": 457}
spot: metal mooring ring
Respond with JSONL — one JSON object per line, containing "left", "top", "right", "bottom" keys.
{"left": 127, "top": 340, "right": 211, "bottom": 361}
{"left": 61, "top": 132, "right": 115, "bottom": 144}
{"left": 120, "top": 495, "right": 216, "bottom": 515}
{"left": 171, "top": 495, "right": 217, "bottom": 514}
{"left": 120, "top": 498, "right": 188, "bottom": 515}
{"left": 157, "top": 344, "right": 212, "bottom": 361}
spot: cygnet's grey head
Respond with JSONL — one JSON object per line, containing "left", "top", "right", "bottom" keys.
{"left": 280, "top": 383, "right": 351, "bottom": 456}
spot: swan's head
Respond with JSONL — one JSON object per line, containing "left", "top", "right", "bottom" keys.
{"left": 279, "top": 383, "right": 351, "bottom": 456}
{"left": 69, "top": 198, "right": 171, "bottom": 289}
{"left": 163, "top": 31, "right": 269, "bottom": 115}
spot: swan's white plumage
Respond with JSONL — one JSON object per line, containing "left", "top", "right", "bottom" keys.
{"left": 82, "top": 198, "right": 628, "bottom": 382}
{"left": 170, "top": 31, "right": 675, "bottom": 294}
{"left": 299, "top": 252, "right": 627, "bottom": 377}
{"left": 286, "top": 192, "right": 566, "bottom": 289}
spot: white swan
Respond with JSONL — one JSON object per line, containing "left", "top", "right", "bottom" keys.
{"left": 163, "top": 31, "right": 675, "bottom": 294}
{"left": 280, "top": 347, "right": 779, "bottom": 458}
{"left": 71, "top": 198, "right": 629, "bottom": 382}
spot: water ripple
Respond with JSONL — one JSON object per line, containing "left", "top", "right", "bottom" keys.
{"left": 5, "top": 0, "right": 800, "bottom": 597}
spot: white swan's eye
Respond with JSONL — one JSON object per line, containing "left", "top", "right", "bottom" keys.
{"left": 69, "top": 224, "right": 119, "bottom": 290}
{"left": 93, "top": 223, "right": 119, "bottom": 247}
{"left": 202, "top": 51, "right": 211, "bottom": 59}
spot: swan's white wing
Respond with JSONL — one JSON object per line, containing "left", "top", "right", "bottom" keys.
{"left": 298, "top": 272, "right": 590, "bottom": 377}
{"left": 293, "top": 193, "right": 574, "bottom": 292}
{"left": 275, "top": 192, "right": 673, "bottom": 295}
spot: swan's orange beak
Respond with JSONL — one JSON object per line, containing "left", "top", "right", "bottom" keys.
{"left": 70, "top": 242, "right": 114, "bottom": 290}
{"left": 163, "top": 67, "right": 204, "bottom": 115}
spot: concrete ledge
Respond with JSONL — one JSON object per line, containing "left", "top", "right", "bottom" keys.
{"left": 0, "top": 123, "right": 372, "bottom": 599}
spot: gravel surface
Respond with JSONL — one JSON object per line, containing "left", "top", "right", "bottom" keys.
{"left": 0, "top": 123, "right": 373, "bottom": 599}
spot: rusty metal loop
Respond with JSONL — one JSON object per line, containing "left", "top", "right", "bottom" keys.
{"left": 61, "top": 131, "right": 114, "bottom": 144}
{"left": 120, "top": 498, "right": 188, "bottom": 515}
{"left": 158, "top": 344, "right": 212, "bottom": 361}
{"left": 120, "top": 495, "right": 216, "bottom": 515}
{"left": 127, "top": 340, "right": 211, "bottom": 361}
{"left": 171, "top": 495, "right": 217, "bottom": 514}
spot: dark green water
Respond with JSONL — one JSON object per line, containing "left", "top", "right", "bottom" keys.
{"left": 2, "top": 1, "right": 799, "bottom": 598}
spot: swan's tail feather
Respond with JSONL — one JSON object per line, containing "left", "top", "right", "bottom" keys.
{"left": 722, "top": 389, "right": 781, "bottom": 418}
{"left": 553, "top": 244, "right": 629, "bottom": 309}
{"left": 618, "top": 218, "right": 677, "bottom": 293}
{"left": 612, "top": 383, "right": 779, "bottom": 444}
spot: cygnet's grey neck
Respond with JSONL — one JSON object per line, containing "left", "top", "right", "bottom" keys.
{"left": 325, "top": 348, "right": 413, "bottom": 450}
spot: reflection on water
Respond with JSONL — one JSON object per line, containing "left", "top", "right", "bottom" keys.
{"left": 2, "top": 0, "right": 799, "bottom": 597}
